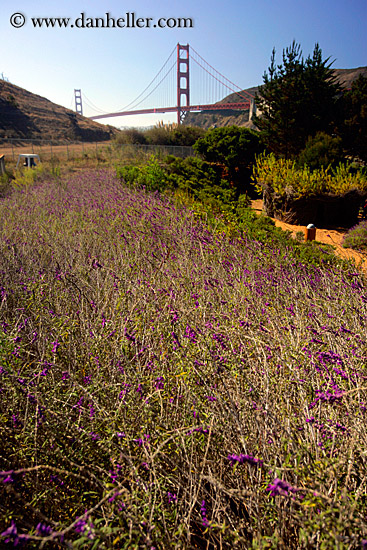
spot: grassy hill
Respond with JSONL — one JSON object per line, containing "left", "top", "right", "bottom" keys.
{"left": 0, "top": 80, "right": 119, "bottom": 142}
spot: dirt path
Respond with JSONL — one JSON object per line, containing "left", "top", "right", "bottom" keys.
{"left": 251, "top": 199, "right": 367, "bottom": 272}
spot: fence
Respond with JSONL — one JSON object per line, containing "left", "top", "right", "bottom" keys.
{"left": 0, "top": 139, "right": 196, "bottom": 165}
{"left": 0, "top": 155, "right": 5, "bottom": 175}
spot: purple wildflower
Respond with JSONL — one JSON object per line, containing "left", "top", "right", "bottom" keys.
{"left": 155, "top": 376, "right": 165, "bottom": 390}
{"left": 1, "top": 521, "right": 19, "bottom": 546}
{"left": 266, "top": 478, "right": 298, "bottom": 497}
{"left": 51, "top": 340, "right": 60, "bottom": 353}
{"left": 201, "top": 500, "right": 210, "bottom": 528}
{"left": 36, "top": 523, "right": 52, "bottom": 536}
{"left": 167, "top": 492, "right": 177, "bottom": 504}
{"left": 227, "top": 453, "right": 263, "bottom": 467}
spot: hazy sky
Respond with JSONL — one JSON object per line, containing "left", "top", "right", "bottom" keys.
{"left": 1, "top": 0, "right": 366, "bottom": 127}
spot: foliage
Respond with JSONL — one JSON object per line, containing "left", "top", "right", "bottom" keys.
{"left": 0, "top": 169, "right": 366, "bottom": 549}
{"left": 114, "top": 128, "right": 148, "bottom": 145}
{"left": 296, "top": 132, "right": 343, "bottom": 170}
{"left": 342, "top": 219, "right": 367, "bottom": 250}
{"left": 116, "top": 154, "right": 168, "bottom": 192}
{"left": 145, "top": 124, "right": 205, "bottom": 146}
{"left": 253, "top": 153, "right": 367, "bottom": 199}
{"left": 114, "top": 125, "right": 205, "bottom": 147}
{"left": 193, "top": 126, "right": 264, "bottom": 196}
{"left": 117, "top": 154, "right": 237, "bottom": 210}
{"left": 254, "top": 41, "right": 341, "bottom": 158}
{"left": 339, "top": 74, "right": 367, "bottom": 162}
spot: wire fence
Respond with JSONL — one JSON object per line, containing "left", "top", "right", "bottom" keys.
{"left": 0, "top": 139, "right": 196, "bottom": 165}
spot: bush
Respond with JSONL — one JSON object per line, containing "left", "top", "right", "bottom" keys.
{"left": 117, "top": 154, "right": 238, "bottom": 211}
{"left": 253, "top": 154, "right": 367, "bottom": 227}
{"left": 114, "top": 128, "right": 147, "bottom": 145}
{"left": 193, "top": 126, "right": 264, "bottom": 197}
{"left": 253, "top": 154, "right": 367, "bottom": 199}
{"left": 144, "top": 124, "right": 206, "bottom": 146}
{"left": 342, "top": 220, "right": 367, "bottom": 250}
{"left": 297, "top": 132, "right": 344, "bottom": 170}
{"left": 116, "top": 154, "right": 168, "bottom": 192}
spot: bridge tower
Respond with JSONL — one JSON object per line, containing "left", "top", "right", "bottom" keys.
{"left": 177, "top": 44, "right": 190, "bottom": 124}
{"left": 74, "top": 89, "right": 83, "bottom": 116}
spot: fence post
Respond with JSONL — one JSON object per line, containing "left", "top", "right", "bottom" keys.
{"left": 0, "top": 155, "right": 5, "bottom": 176}
{"left": 305, "top": 224, "right": 316, "bottom": 241}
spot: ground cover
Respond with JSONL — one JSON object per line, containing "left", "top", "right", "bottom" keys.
{"left": 0, "top": 169, "right": 367, "bottom": 548}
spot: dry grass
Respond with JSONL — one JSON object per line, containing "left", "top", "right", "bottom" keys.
{"left": 0, "top": 169, "right": 367, "bottom": 549}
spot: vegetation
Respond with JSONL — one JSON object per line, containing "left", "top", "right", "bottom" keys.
{"left": 343, "top": 219, "right": 367, "bottom": 250}
{"left": 1, "top": 168, "right": 366, "bottom": 550}
{"left": 253, "top": 42, "right": 341, "bottom": 158}
{"left": 1, "top": 38, "right": 367, "bottom": 549}
{"left": 193, "top": 126, "right": 264, "bottom": 196}
{"left": 253, "top": 153, "right": 367, "bottom": 199}
{"left": 340, "top": 74, "right": 367, "bottom": 162}
{"left": 117, "top": 153, "right": 347, "bottom": 268}
{"left": 296, "top": 132, "right": 343, "bottom": 171}
{"left": 114, "top": 123, "right": 205, "bottom": 147}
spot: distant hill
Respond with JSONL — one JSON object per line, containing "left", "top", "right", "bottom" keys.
{"left": 184, "top": 67, "right": 367, "bottom": 130}
{"left": 0, "top": 80, "right": 119, "bottom": 142}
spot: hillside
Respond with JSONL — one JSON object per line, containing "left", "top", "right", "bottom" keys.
{"left": 0, "top": 80, "right": 119, "bottom": 142}
{"left": 184, "top": 66, "right": 367, "bottom": 129}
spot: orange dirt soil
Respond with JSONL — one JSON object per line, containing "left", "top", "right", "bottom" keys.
{"left": 251, "top": 199, "right": 367, "bottom": 273}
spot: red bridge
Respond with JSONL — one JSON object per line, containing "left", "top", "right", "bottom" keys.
{"left": 81, "top": 44, "right": 256, "bottom": 124}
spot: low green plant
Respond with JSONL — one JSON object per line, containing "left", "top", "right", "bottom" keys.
{"left": 11, "top": 165, "right": 45, "bottom": 188}
{"left": 0, "top": 172, "right": 11, "bottom": 198}
{"left": 116, "top": 154, "right": 168, "bottom": 192}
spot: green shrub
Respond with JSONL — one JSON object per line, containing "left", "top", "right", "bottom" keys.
{"left": 114, "top": 128, "right": 147, "bottom": 145}
{"left": 296, "top": 131, "right": 344, "bottom": 170}
{"left": 116, "top": 154, "right": 168, "bottom": 192}
{"left": 193, "top": 126, "right": 264, "bottom": 196}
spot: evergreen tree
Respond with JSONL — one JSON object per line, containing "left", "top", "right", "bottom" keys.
{"left": 193, "top": 126, "right": 264, "bottom": 196}
{"left": 253, "top": 41, "right": 341, "bottom": 158}
{"left": 340, "top": 74, "right": 367, "bottom": 162}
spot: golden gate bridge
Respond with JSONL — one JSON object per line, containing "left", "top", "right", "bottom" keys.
{"left": 76, "top": 44, "right": 256, "bottom": 125}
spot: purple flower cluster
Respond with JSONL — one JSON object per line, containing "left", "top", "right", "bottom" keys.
{"left": 227, "top": 453, "right": 263, "bottom": 467}
{"left": 266, "top": 478, "right": 298, "bottom": 497}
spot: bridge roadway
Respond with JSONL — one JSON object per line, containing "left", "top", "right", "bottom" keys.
{"left": 89, "top": 101, "right": 251, "bottom": 120}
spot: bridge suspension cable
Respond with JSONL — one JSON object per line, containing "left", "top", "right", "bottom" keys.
{"left": 82, "top": 92, "right": 110, "bottom": 115}
{"left": 114, "top": 45, "right": 176, "bottom": 112}
{"left": 189, "top": 46, "right": 255, "bottom": 103}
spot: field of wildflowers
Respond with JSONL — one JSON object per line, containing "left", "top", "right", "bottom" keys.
{"left": 1, "top": 168, "right": 367, "bottom": 549}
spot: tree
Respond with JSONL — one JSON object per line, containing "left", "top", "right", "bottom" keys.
{"left": 253, "top": 41, "right": 341, "bottom": 158}
{"left": 340, "top": 74, "right": 367, "bottom": 162}
{"left": 297, "top": 132, "right": 343, "bottom": 170}
{"left": 193, "top": 126, "right": 264, "bottom": 196}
